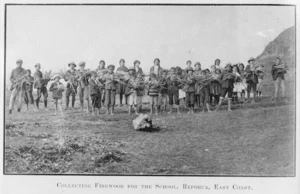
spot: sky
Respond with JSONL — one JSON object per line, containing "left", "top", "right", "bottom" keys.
{"left": 6, "top": 5, "right": 295, "bottom": 76}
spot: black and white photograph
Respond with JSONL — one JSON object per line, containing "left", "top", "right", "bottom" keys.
{"left": 1, "top": 1, "right": 299, "bottom": 194}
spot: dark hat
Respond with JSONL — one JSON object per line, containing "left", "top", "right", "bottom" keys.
{"left": 78, "top": 61, "right": 86, "bottom": 67}
{"left": 119, "top": 59, "right": 125, "bottom": 63}
{"left": 194, "top": 62, "right": 201, "bottom": 67}
{"left": 225, "top": 63, "right": 232, "bottom": 68}
{"left": 68, "top": 62, "right": 76, "bottom": 67}
{"left": 154, "top": 58, "right": 160, "bottom": 63}
{"left": 186, "top": 67, "right": 194, "bottom": 72}
{"left": 35, "top": 63, "right": 41, "bottom": 68}
{"left": 99, "top": 60, "right": 105, "bottom": 64}
{"left": 128, "top": 66, "right": 136, "bottom": 71}
{"left": 248, "top": 57, "right": 255, "bottom": 63}
{"left": 16, "top": 59, "right": 23, "bottom": 64}
{"left": 107, "top": 64, "right": 115, "bottom": 70}
{"left": 133, "top": 60, "right": 140, "bottom": 65}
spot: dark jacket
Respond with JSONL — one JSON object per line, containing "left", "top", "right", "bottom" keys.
{"left": 10, "top": 67, "right": 26, "bottom": 83}
{"left": 103, "top": 73, "right": 117, "bottom": 90}
{"left": 89, "top": 78, "right": 102, "bottom": 96}
{"left": 271, "top": 63, "right": 288, "bottom": 81}
{"left": 150, "top": 65, "right": 163, "bottom": 77}
{"left": 220, "top": 70, "right": 235, "bottom": 89}
{"left": 245, "top": 65, "right": 258, "bottom": 84}
{"left": 184, "top": 74, "right": 196, "bottom": 93}
{"left": 167, "top": 76, "right": 180, "bottom": 95}
{"left": 49, "top": 82, "right": 65, "bottom": 99}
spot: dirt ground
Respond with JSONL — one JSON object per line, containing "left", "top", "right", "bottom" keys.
{"left": 4, "top": 93, "right": 295, "bottom": 176}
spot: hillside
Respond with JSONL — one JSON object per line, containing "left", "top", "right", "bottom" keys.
{"left": 256, "top": 26, "right": 295, "bottom": 71}
{"left": 255, "top": 26, "right": 295, "bottom": 97}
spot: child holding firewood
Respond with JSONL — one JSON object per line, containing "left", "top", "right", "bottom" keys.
{"left": 125, "top": 67, "right": 139, "bottom": 115}
{"left": 148, "top": 73, "right": 160, "bottom": 115}
{"left": 23, "top": 69, "right": 38, "bottom": 111}
{"left": 103, "top": 64, "right": 118, "bottom": 115}
{"left": 184, "top": 67, "right": 196, "bottom": 114}
{"left": 215, "top": 63, "right": 235, "bottom": 112}
{"left": 167, "top": 67, "right": 181, "bottom": 114}
{"left": 89, "top": 71, "right": 103, "bottom": 115}
{"left": 49, "top": 75, "right": 65, "bottom": 116}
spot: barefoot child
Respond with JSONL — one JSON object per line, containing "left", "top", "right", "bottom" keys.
{"left": 103, "top": 64, "right": 117, "bottom": 115}
{"left": 167, "top": 67, "right": 181, "bottom": 114}
{"left": 198, "top": 69, "right": 211, "bottom": 113}
{"left": 210, "top": 66, "right": 222, "bottom": 106}
{"left": 89, "top": 71, "right": 102, "bottom": 115}
{"left": 148, "top": 73, "right": 160, "bottom": 115}
{"left": 184, "top": 67, "right": 196, "bottom": 114}
{"left": 125, "top": 67, "right": 139, "bottom": 115}
{"left": 158, "top": 70, "right": 168, "bottom": 112}
{"left": 194, "top": 62, "right": 202, "bottom": 108}
{"left": 24, "top": 69, "right": 38, "bottom": 111}
{"left": 215, "top": 63, "right": 235, "bottom": 112}
{"left": 49, "top": 75, "right": 65, "bottom": 116}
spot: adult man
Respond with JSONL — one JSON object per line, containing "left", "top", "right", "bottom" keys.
{"left": 77, "top": 61, "right": 90, "bottom": 112}
{"left": 34, "top": 63, "right": 49, "bottom": 110}
{"left": 245, "top": 57, "right": 258, "bottom": 103}
{"left": 8, "top": 59, "right": 27, "bottom": 114}
{"left": 271, "top": 57, "right": 288, "bottom": 101}
{"left": 64, "top": 62, "right": 78, "bottom": 110}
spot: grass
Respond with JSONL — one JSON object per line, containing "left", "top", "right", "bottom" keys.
{"left": 4, "top": 92, "right": 295, "bottom": 176}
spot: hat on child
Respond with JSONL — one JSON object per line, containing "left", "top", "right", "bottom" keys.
{"left": 78, "top": 61, "right": 86, "bottom": 67}
{"left": 128, "top": 66, "right": 136, "bottom": 71}
{"left": 68, "top": 62, "right": 76, "bottom": 67}
{"left": 51, "top": 74, "right": 61, "bottom": 80}
{"left": 186, "top": 67, "right": 194, "bottom": 72}
{"left": 107, "top": 64, "right": 115, "bottom": 70}
{"left": 248, "top": 57, "right": 255, "bottom": 63}
{"left": 194, "top": 62, "right": 201, "bottom": 67}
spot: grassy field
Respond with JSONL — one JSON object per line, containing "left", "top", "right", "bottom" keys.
{"left": 4, "top": 91, "right": 295, "bottom": 175}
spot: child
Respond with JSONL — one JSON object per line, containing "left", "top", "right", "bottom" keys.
{"left": 198, "top": 70, "right": 211, "bottom": 112}
{"left": 238, "top": 63, "right": 247, "bottom": 102}
{"left": 185, "top": 60, "right": 192, "bottom": 73}
{"left": 103, "top": 64, "right": 118, "bottom": 115}
{"left": 89, "top": 71, "right": 102, "bottom": 115}
{"left": 136, "top": 73, "right": 145, "bottom": 113}
{"left": 125, "top": 67, "right": 139, "bottom": 115}
{"left": 167, "top": 67, "right": 181, "bottom": 114}
{"left": 194, "top": 62, "right": 202, "bottom": 108}
{"left": 64, "top": 62, "right": 78, "bottom": 110}
{"left": 49, "top": 75, "right": 65, "bottom": 116}
{"left": 116, "top": 59, "right": 128, "bottom": 106}
{"left": 215, "top": 63, "right": 235, "bottom": 112}
{"left": 184, "top": 67, "right": 196, "bottom": 114}
{"left": 148, "top": 73, "right": 160, "bottom": 115}
{"left": 245, "top": 57, "right": 258, "bottom": 104}
{"left": 210, "top": 65, "right": 222, "bottom": 105}
{"left": 158, "top": 70, "right": 169, "bottom": 112}
{"left": 23, "top": 69, "right": 38, "bottom": 111}
{"left": 34, "top": 63, "right": 49, "bottom": 110}
{"left": 256, "top": 63, "right": 265, "bottom": 98}
{"left": 176, "top": 66, "right": 185, "bottom": 104}
{"left": 77, "top": 61, "right": 91, "bottom": 113}
{"left": 232, "top": 65, "right": 245, "bottom": 103}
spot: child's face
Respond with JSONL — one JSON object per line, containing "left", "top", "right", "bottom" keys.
{"left": 135, "top": 63, "right": 140, "bottom": 68}
{"left": 154, "top": 60, "right": 159, "bottom": 66}
{"left": 35, "top": 66, "right": 40, "bottom": 70}
{"left": 226, "top": 66, "right": 231, "bottom": 71}
{"left": 275, "top": 59, "right": 280, "bottom": 65}
{"left": 99, "top": 62, "right": 105, "bottom": 68}
{"left": 108, "top": 67, "right": 114, "bottom": 73}
{"left": 195, "top": 65, "right": 200, "bottom": 71}
{"left": 129, "top": 70, "right": 134, "bottom": 75}
{"left": 137, "top": 74, "right": 142, "bottom": 79}
{"left": 211, "top": 66, "right": 216, "bottom": 72}
{"left": 120, "top": 61, "right": 125, "bottom": 66}
{"left": 162, "top": 72, "right": 167, "bottom": 78}
{"left": 215, "top": 60, "right": 220, "bottom": 66}
{"left": 186, "top": 62, "right": 191, "bottom": 67}
{"left": 188, "top": 70, "right": 193, "bottom": 75}
{"left": 233, "top": 67, "right": 237, "bottom": 72}
{"left": 239, "top": 65, "right": 244, "bottom": 71}
{"left": 216, "top": 70, "right": 221, "bottom": 74}
{"left": 26, "top": 71, "right": 31, "bottom": 76}
{"left": 170, "top": 69, "right": 175, "bottom": 74}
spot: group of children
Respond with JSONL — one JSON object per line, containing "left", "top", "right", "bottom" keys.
{"left": 9, "top": 57, "right": 267, "bottom": 116}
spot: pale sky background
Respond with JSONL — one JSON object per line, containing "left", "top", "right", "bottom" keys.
{"left": 6, "top": 5, "right": 295, "bottom": 76}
